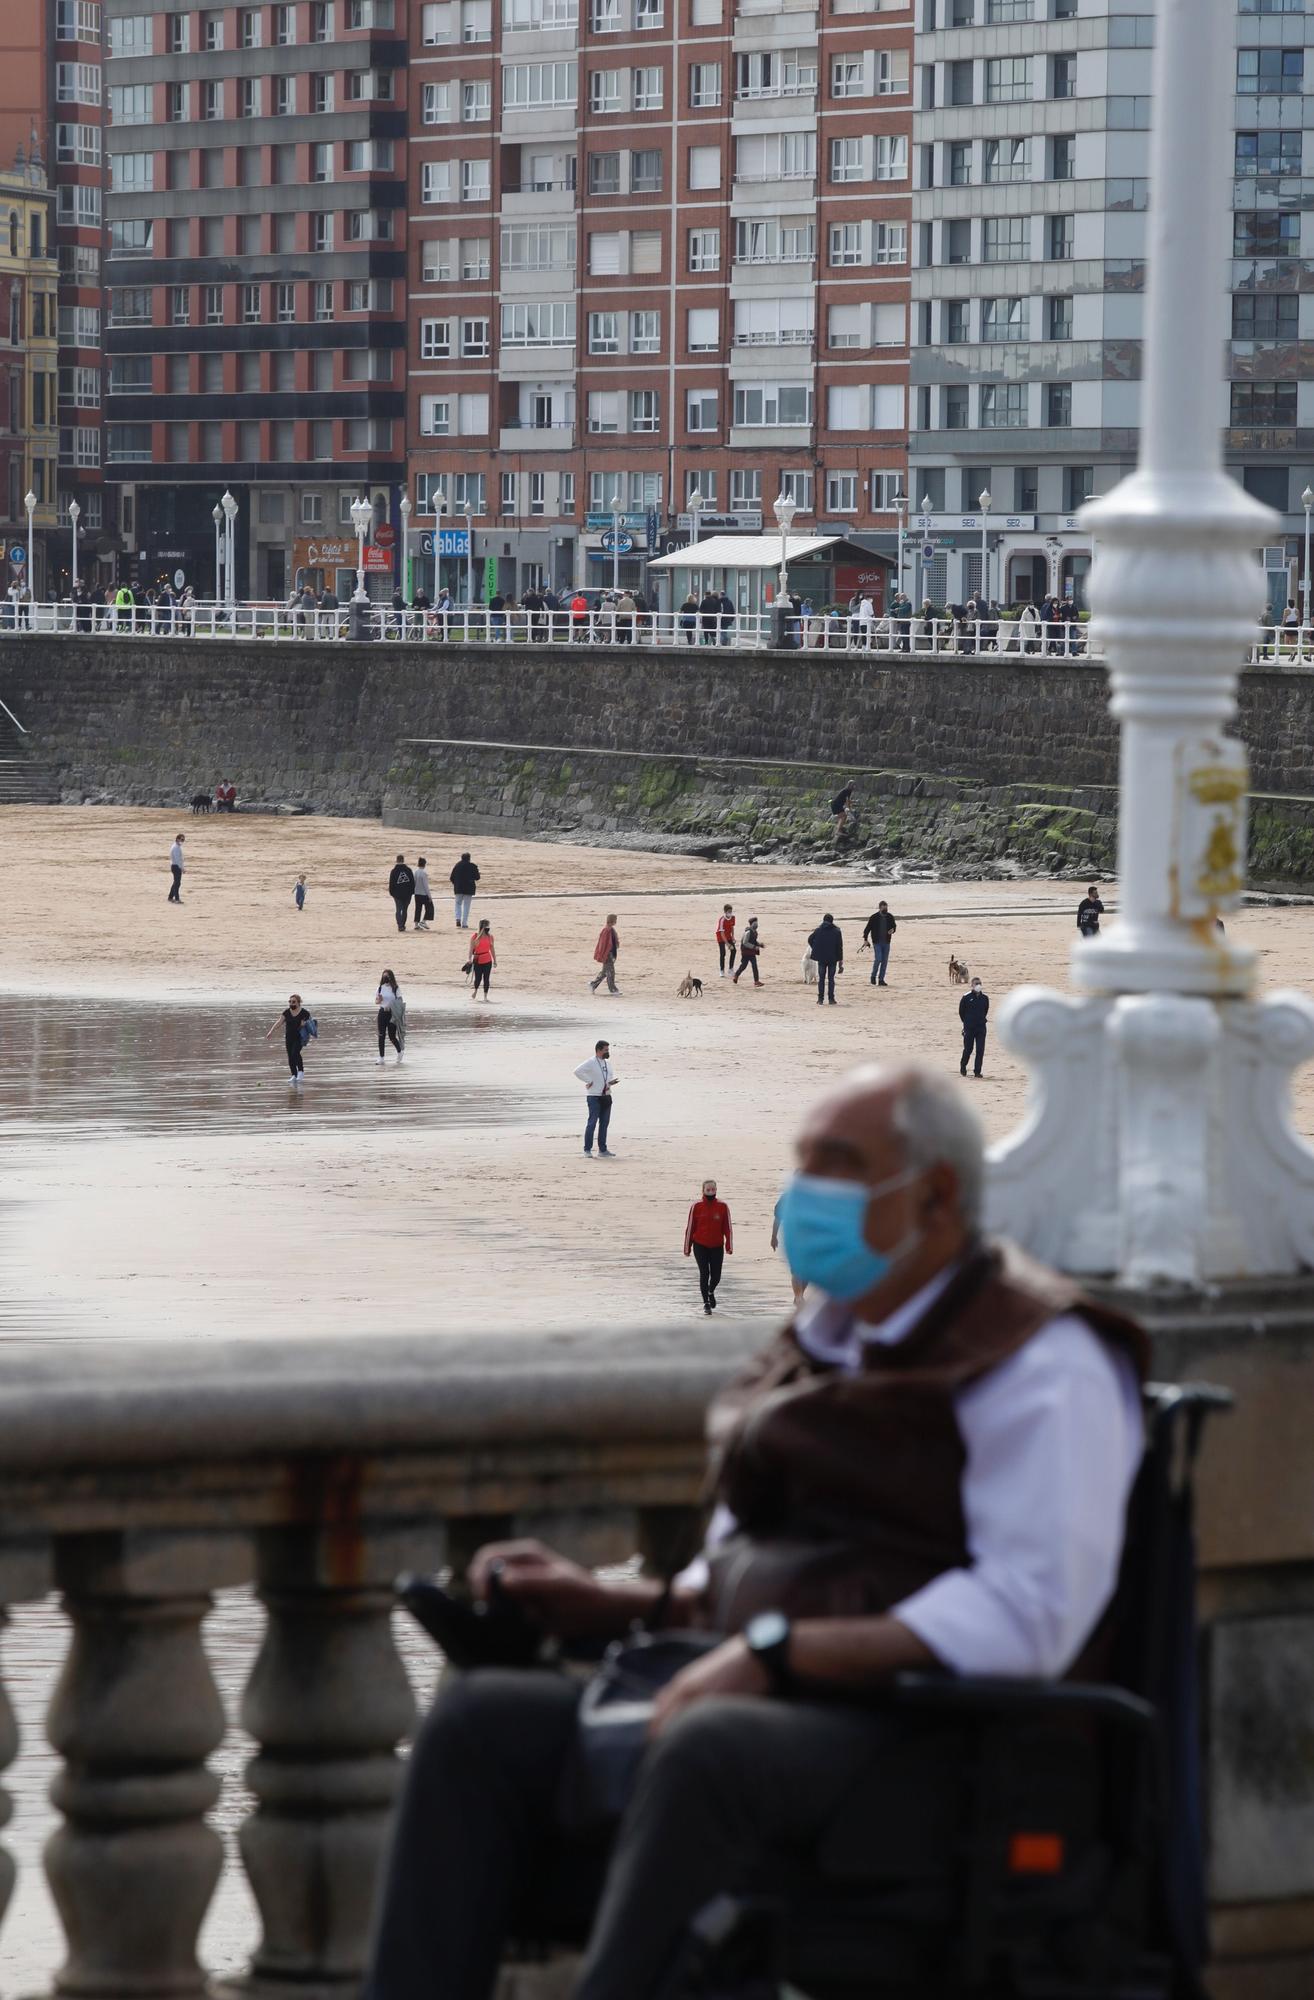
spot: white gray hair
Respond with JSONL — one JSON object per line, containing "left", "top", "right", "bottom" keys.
{"left": 890, "top": 1071, "right": 986, "bottom": 1229}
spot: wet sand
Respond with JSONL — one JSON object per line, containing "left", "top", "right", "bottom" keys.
{"left": 2, "top": 803, "right": 1314, "bottom": 1981}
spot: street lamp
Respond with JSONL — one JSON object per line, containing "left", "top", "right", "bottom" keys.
{"left": 350, "top": 494, "right": 372, "bottom": 605}
{"left": 399, "top": 496, "right": 412, "bottom": 608}
{"left": 463, "top": 506, "right": 474, "bottom": 613}
{"left": 978, "top": 487, "right": 992, "bottom": 604}
{"left": 773, "top": 489, "right": 797, "bottom": 644}
{"left": 609, "top": 488, "right": 623, "bottom": 596}
{"left": 212, "top": 503, "right": 224, "bottom": 605}
{"left": 893, "top": 488, "right": 907, "bottom": 601}
{"left": 221, "top": 489, "right": 238, "bottom": 607}
{"left": 689, "top": 491, "right": 704, "bottom": 550}
{"left": 24, "top": 489, "right": 35, "bottom": 603}
{"left": 68, "top": 497, "right": 80, "bottom": 594}
{"left": 1302, "top": 485, "right": 1313, "bottom": 634}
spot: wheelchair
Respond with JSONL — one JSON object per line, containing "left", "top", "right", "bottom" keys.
{"left": 662, "top": 1382, "right": 1230, "bottom": 2000}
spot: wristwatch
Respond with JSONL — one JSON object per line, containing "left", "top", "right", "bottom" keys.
{"left": 744, "top": 1609, "right": 794, "bottom": 1696}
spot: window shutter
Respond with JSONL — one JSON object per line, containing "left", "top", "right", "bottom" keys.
{"left": 589, "top": 232, "right": 622, "bottom": 274}
{"left": 631, "top": 230, "right": 661, "bottom": 273}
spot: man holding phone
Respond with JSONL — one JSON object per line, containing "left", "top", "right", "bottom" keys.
{"left": 575, "top": 1039, "right": 617, "bottom": 1157}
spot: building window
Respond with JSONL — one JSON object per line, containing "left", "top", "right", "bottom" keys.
{"left": 778, "top": 470, "right": 811, "bottom": 510}
{"left": 831, "top": 55, "right": 863, "bottom": 98}
{"left": 313, "top": 75, "right": 335, "bottom": 112}
{"left": 630, "top": 310, "right": 660, "bottom": 353}
{"left": 312, "top": 282, "right": 333, "bottom": 321}
{"left": 1230, "top": 382, "right": 1298, "bottom": 427}
{"left": 687, "top": 306, "right": 719, "bottom": 351}
{"left": 983, "top": 217, "right": 1029, "bottom": 262}
{"left": 870, "top": 472, "right": 901, "bottom": 512}
{"left": 826, "top": 472, "right": 858, "bottom": 513}
{"left": 168, "top": 12, "right": 191, "bottom": 47}
{"left": 1235, "top": 130, "right": 1303, "bottom": 176}
{"left": 1048, "top": 214, "right": 1074, "bottom": 260}
{"left": 1051, "top": 135, "right": 1075, "bottom": 181}
{"left": 422, "top": 161, "right": 453, "bottom": 203}
{"left": 984, "top": 138, "right": 1030, "bottom": 183}
{"left": 874, "top": 222, "right": 906, "bottom": 265}
{"left": 980, "top": 383, "right": 1028, "bottom": 428}
{"left": 462, "top": 79, "right": 492, "bottom": 120}
{"left": 1237, "top": 48, "right": 1303, "bottom": 94}
{"left": 690, "top": 63, "right": 721, "bottom": 107}
{"left": 1065, "top": 465, "right": 1094, "bottom": 510}
{"left": 687, "top": 228, "right": 720, "bottom": 273}
{"left": 589, "top": 152, "right": 622, "bottom": 195}
{"left": 830, "top": 138, "right": 864, "bottom": 184}
{"left": 502, "top": 301, "right": 575, "bottom": 347}
{"left": 1050, "top": 53, "right": 1075, "bottom": 98}
{"left": 985, "top": 57, "right": 1031, "bottom": 103}
{"left": 731, "top": 383, "right": 813, "bottom": 427}
{"left": 56, "top": 61, "right": 101, "bottom": 104}
{"left": 1233, "top": 212, "right": 1299, "bottom": 258}
{"left": 240, "top": 7, "right": 262, "bottom": 44}
{"left": 735, "top": 131, "right": 816, "bottom": 182}
{"left": 240, "top": 285, "right": 262, "bottom": 325}
{"left": 591, "top": 69, "right": 624, "bottom": 112}
{"left": 943, "top": 386, "right": 968, "bottom": 430}
{"left": 588, "top": 310, "right": 620, "bottom": 353}
{"left": 239, "top": 77, "right": 263, "bottom": 116}
{"left": 59, "top": 0, "right": 103, "bottom": 39}
{"left": 460, "top": 318, "right": 491, "bottom": 356}
{"left": 829, "top": 223, "right": 863, "bottom": 267}
{"left": 349, "top": 0, "right": 395, "bottom": 19}
{"left": 948, "top": 141, "right": 971, "bottom": 185}
{"left": 311, "top": 1, "right": 334, "bottom": 36}
{"left": 168, "top": 286, "right": 190, "bottom": 326}
{"left": 632, "top": 150, "right": 662, "bottom": 193}
{"left": 453, "top": 475, "right": 487, "bottom": 513}
{"left": 462, "top": 159, "right": 491, "bottom": 202}
{"left": 687, "top": 389, "right": 717, "bottom": 432}
{"left": 109, "top": 84, "right": 151, "bottom": 123}
{"left": 420, "top": 317, "right": 453, "bottom": 358}
{"left": 1048, "top": 294, "right": 1073, "bottom": 339}
{"left": 688, "top": 146, "right": 720, "bottom": 190}
{"left": 634, "top": 66, "right": 662, "bottom": 108}
{"left": 274, "top": 76, "right": 295, "bottom": 115}
{"left": 1232, "top": 293, "right": 1299, "bottom": 340}
{"left": 274, "top": 6, "right": 295, "bottom": 42}
{"left": 982, "top": 296, "right": 1028, "bottom": 342}
{"left": 1046, "top": 382, "right": 1072, "bottom": 426}
{"left": 274, "top": 283, "right": 296, "bottom": 324}
{"left": 504, "top": 63, "right": 577, "bottom": 108}
{"left": 630, "top": 389, "right": 660, "bottom": 432}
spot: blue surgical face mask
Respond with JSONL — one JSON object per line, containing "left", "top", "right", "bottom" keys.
{"left": 776, "top": 1169, "right": 920, "bottom": 1302}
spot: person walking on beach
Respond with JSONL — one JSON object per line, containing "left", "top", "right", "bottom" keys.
{"left": 575, "top": 1038, "right": 617, "bottom": 1157}
{"left": 376, "top": 969, "right": 406, "bottom": 1064}
{"left": 450, "top": 851, "right": 479, "bottom": 930}
{"left": 388, "top": 855, "right": 415, "bottom": 933}
{"left": 807, "top": 912, "right": 844, "bottom": 1006}
{"left": 683, "top": 1178, "right": 733, "bottom": 1315}
{"left": 863, "top": 900, "right": 897, "bottom": 986}
{"left": 470, "top": 918, "right": 496, "bottom": 1001}
{"left": 168, "top": 832, "right": 185, "bottom": 903}
{"left": 266, "top": 992, "right": 313, "bottom": 1087}
{"left": 959, "top": 975, "right": 989, "bottom": 1079}
{"left": 413, "top": 858, "right": 434, "bottom": 931}
{"left": 590, "top": 913, "right": 621, "bottom": 995}
{"left": 1077, "top": 884, "right": 1105, "bottom": 938}
{"left": 732, "top": 916, "right": 763, "bottom": 986}
{"left": 294, "top": 874, "right": 307, "bottom": 913}
{"left": 770, "top": 1193, "right": 807, "bottom": 1306}
{"left": 716, "top": 904, "right": 737, "bottom": 977}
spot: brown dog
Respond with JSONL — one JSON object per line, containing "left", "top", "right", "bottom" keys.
{"left": 677, "top": 972, "right": 704, "bottom": 998}
{"left": 949, "top": 955, "right": 970, "bottom": 985}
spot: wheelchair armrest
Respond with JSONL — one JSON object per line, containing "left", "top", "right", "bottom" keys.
{"left": 891, "top": 1671, "right": 1156, "bottom": 1736}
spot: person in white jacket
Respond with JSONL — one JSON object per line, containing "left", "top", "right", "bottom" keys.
{"left": 574, "top": 1039, "right": 617, "bottom": 1158}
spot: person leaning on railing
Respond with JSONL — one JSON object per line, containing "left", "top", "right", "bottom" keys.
{"left": 364, "top": 1064, "right": 1148, "bottom": 2000}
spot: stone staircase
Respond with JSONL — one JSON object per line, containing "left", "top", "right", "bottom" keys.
{"left": 0, "top": 703, "right": 59, "bottom": 804}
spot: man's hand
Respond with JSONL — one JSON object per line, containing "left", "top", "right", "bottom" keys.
{"left": 648, "top": 1637, "right": 768, "bottom": 1739}
{"left": 467, "top": 1538, "right": 651, "bottom": 1641}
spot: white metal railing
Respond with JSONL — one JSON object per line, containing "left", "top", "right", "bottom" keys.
{"left": 4, "top": 600, "right": 1312, "bottom": 664}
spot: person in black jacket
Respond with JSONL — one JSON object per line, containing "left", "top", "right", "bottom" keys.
{"left": 450, "top": 851, "right": 480, "bottom": 930}
{"left": 388, "top": 855, "right": 416, "bottom": 933}
{"left": 807, "top": 913, "right": 844, "bottom": 1006}
{"left": 862, "top": 902, "right": 897, "bottom": 987}
{"left": 959, "top": 977, "right": 989, "bottom": 1079}
{"left": 1077, "top": 886, "right": 1104, "bottom": 937}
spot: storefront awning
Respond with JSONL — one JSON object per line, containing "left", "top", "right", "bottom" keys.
{"left": 648, "top": 534, "right": 845, "bottom": 571}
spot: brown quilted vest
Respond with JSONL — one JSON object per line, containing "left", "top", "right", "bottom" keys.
{"left": 697, "top": 1239, "right": 1149, "bottom": 1640}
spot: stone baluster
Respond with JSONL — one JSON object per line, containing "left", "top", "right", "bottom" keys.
{"left": 0, "top": 1543, "right": 49, "bottom": 1981}
{"left": 44, "top": 1531, "right": 239, "bottom": 2000}
{"left": 237, "top": 1520, "right": 430, "bottom": 1994}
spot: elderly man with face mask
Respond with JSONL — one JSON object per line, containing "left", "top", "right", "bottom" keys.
{"left": 365, "top": 1065, "right": 1147, "bottom": 2000}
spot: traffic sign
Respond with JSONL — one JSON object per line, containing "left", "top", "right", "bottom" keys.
{"left": 600, "top": 530, "right": 634, "bottom": 555}
{"left": 8, "top": 546, "right": 25, "bottom": 567}
{"left": 921, "top": 543, "right": 937, "bottom": 564}
{"left": 374, "top": 522, "right": 396, "bottom": 549}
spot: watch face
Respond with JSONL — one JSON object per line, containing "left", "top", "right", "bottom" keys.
{"left": 747, "top": 1610, "right": 789, "bottom": 1652}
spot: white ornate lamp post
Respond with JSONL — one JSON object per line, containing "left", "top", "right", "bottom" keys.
{"left": 773, "top": 491, "right": 797, "bottom": 643}
{"left": 399, "top": 496, "right": 412, "bottom": 612}
{"left": 1302, "top": 485, "right": 1312, "bottom": 638}
{"left": 68, "top": 498, "right": 80, "bottom": 594}
{"left": 689, "top": 492, "right": 704, "bottom": 550}
{"left": 221, "top": 490, "right": 238, "bottom": 607}
{"left": 609, "top": 488, "right": 623, "bottom": 597}
{"left": 978, "top": 487, "right": 991, "bottom": 603}
{"left": 463, "top": 506, "right": 474, "bottom": 611}
{"left": 988, "top": 0, "right": 1314, "bottom": 1287}
{"left": 893, "top": 489, "right": 907, "bottom": 602}
{"left": 212, "top": 504, "right": 224, "bottom": 606}
{"left": 24, "top": 489, "right": 35, "bottom": 601}
{"left": 350, "top": 495, "right": 371, "bottom": 606}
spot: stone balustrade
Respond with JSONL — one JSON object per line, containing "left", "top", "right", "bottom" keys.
{"left": 1, "top": 1290, "right": 1313, "bottom": 1999}
{"left": 0, "top": 1323, "right": 759, "bottom": 1998}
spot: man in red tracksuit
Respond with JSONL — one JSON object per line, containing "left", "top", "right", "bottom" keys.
{"left": 683, "top": 1179, "right": 733, "bottom": 1313}
{"left": 716, "top": 905, "right": 736, "bottom": 977}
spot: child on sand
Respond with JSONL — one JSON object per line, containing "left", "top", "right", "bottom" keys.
{"left": 295, "top": 875, "right": 307, "bottom": 912}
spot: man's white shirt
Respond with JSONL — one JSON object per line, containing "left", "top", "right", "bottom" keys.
{"left": 170, "top": 841, "right": 184, "bottom": 869}
{"left": 680, "top": 1265, "right": 1143, "bottom": 1680}
{"left": 573, "top": 1056, "right": 615, "bottom": 1094}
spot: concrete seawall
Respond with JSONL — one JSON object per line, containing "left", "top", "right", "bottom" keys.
{"left": 4, "top": 637, "right": 1314, "bottom": 878}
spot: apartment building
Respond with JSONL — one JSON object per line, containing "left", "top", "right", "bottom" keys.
{"left": 0, "top": 0, "right": 115, "bottom": 589}
{"left": 908, "top": 0, "right": 1314, "bottom": 616}
{"left": 406, "top": 0, "right": 914, "bottom": 600}
{"left": 0, "top": 156, "right": 59, "bottom": 595}
{"left": 101, "top": 0, "right": 409, "bottom": 599}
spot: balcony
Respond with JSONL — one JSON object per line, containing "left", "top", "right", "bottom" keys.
{"left": 502, "top": 184, "right": 579, "bottom": 218}
{"left": 499, "top": 420, "right": 575, "bottom": 450}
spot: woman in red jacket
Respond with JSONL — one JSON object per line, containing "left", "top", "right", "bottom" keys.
{"left": 683, "top": 1179, "right": 733, "bottom": 1314}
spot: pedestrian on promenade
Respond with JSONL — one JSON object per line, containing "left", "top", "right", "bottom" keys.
{"left": 575, "top": 1038, "right": 617, "bottom": 1157}
{"left": 413, "top": 857, "right": 434, "bottom": 931}
{"left": 830, "top": 782, "right": 855, "bottom": 838}
{"left": 168, "top": 832, "right": 185, "bottom": 903}
{"left": 388, "top": 854, "right": 415, "bottom": 933}
{"left": 1077, "top": 885, "right": 1105, "bottom": 938}
{"left": 295, "top": 874, "right": 307, "bottom": 913}
{"left": 683, "top": 1178, "right": 733, "bottom": 1315}
{"left": 732, "top": 917, "right": 763, "bottom": 986}
{"left": 266, "top": 992, "right": 314, "bottom": 1087}
{"left": 716, "top": 904, "right": 737, "bottom": 977}
{"left": 959, "top": 976, "right": 989, "bottom": 1080}
{"left": 699, "top": 588, "right": 720, "bottom": 645}
{"left": 770, "top": 1194, "right": 807, "bottom": 1306}
{"left": 376, "top": 969, "right": 406, "bottom": 1064}
{"left": 590, "top": 913, "right": 621, "bottom": 994}
{"left": 863, "top": 901, "right": 897, "bottom": 986}
{"left": 470, "top": 918, "right": 496, "bottom": 1001}
{"left": 807, "top": 913, "right": 844, "bottom": 1006}
{"left": 450, "top": 851, "right": 479, "bottom": 930}
{"left": 679, "top": 592, "right": 699, "bottom": 645}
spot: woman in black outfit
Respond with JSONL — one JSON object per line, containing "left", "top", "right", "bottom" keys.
{"left": 376, "top": 969, "right": 404, "bottom": 1063}
{"left": 266, "top": 992, "right": 312, "bottom": 1087}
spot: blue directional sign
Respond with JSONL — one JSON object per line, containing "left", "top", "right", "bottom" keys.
{"left": 9, "top": 546, "right": 26, "bottom": 567}
{"left": 600, "top": 530, "right": 635, "bottom": 555}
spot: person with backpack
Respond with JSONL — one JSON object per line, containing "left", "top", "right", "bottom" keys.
{"left": 450, "top": 850, "right": 480, "bottom": 929}
{"left": 375, "top": 969, "right": 406, "bottom": 1063}
{"left": 590, "top": 913, "right": 621, "bottom": 995}
{"left": 266, "top": 992, "right": 315, "bottom": 1087}
{"left": 1077, "top": 885, "right": 1105, "bottom": 938}
{"left": 388, "top": 854, "right": 416, "bottom": 932}
{"left": 732, "top": 916, "right": 763, "bottom": 987}
{"left": 470, "top": 918, "right": 497, "bottom": 1001}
